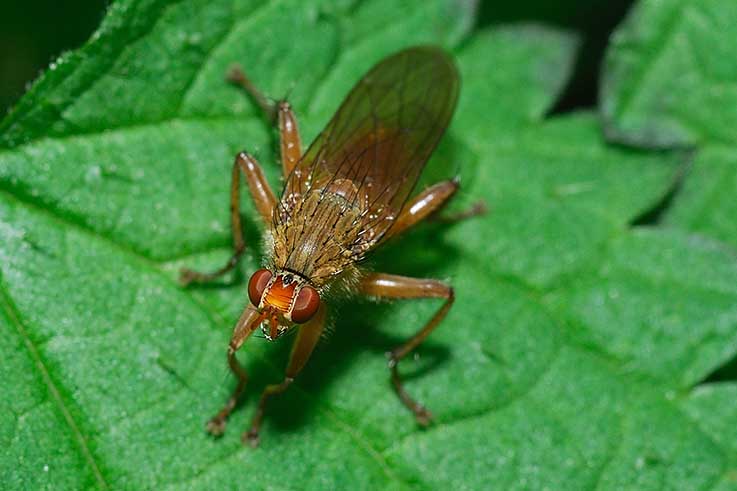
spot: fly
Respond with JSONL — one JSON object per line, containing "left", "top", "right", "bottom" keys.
{"left": 180, "top": 46, "right": 483, "bottom": 447}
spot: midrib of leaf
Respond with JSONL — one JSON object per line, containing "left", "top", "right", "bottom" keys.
{"left": 0, "top": 283, "right": 109, "bottom": 489}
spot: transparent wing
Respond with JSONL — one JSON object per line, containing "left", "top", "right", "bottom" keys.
{"left": 278, "top": 46, "right": 459, "bottom": 243}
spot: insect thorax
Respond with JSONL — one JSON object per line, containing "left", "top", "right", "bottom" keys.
{"left": 268, "top": 186, "right": 383, "bottom": 287}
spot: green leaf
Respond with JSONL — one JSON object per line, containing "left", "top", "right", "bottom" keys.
{"left": 602, "top": 0, "right": 737, "bottom": 250}
{"left": 386, "top": 350, "right": 729, "bottom": 491}
{"left": 2, "top": 0, "right": 734, "bottom": 490}
{"left": 549, "top": 228, "right": 737, "bottom": 388}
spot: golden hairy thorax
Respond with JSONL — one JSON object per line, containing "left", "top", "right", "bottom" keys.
{"left": 268, "top": 179, "right": 393, "bottom": 286}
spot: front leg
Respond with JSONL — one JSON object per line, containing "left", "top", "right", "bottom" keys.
{"left": 206, "top": 305, "right": 264, "bottom": 435}
{"left": 179, "top": 152, "right": 277, "bottom": 285}
{"left": 357, "top": 273, "right": 453, "bottom": 425}
{"left": 227, "top": 65, "right": 303, "bottom": 178}
{"left": 245, "top": 303, "right": 326, "bottom": 447}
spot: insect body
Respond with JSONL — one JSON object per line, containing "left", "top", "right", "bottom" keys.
{"left": 181, "top": 46, "right": 478, "bottom": 446}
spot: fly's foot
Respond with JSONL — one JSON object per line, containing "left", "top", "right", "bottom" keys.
{"left": 387, "top": 351, "right": 434, "bottom": 427}
{"left": 243, "top": 429, "right": 260, "bottom": 448}
{"left": 225, "top": 63, "right": 277, "bottom": 122}
{"left": 434, "top": 199, "right": 488, "bottom": 224}
{"left": 179, "top": 268, "right": 199, "bottom": 286}
{"left": 412, "top": 404, "right": 433, "bottom": 427}
{"left": 225, "top": 63, "right": 246, "bottom": 85}
{"left": 206, "top": 416, "right": 227, "bottom": 437}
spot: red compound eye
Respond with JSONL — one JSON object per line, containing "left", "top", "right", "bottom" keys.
{"left": 290, "top": 285, "right": 320, "bottom": 323}
{"left": 248, "top": 269, "right": 272, "bottom": 307}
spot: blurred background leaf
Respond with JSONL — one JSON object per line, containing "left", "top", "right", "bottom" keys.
{"left": 602, "top": 0, "right": 737, "bottom": 256}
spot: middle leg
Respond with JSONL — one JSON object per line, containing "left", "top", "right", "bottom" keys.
{"left": 385, "top": 179, "right": 485, "bottom": 240}
{"left": 357, "top": 273, "right": 454, "bottom": 426}
{"left": 206, "top": 305, "right": 264, "bottom": 436}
